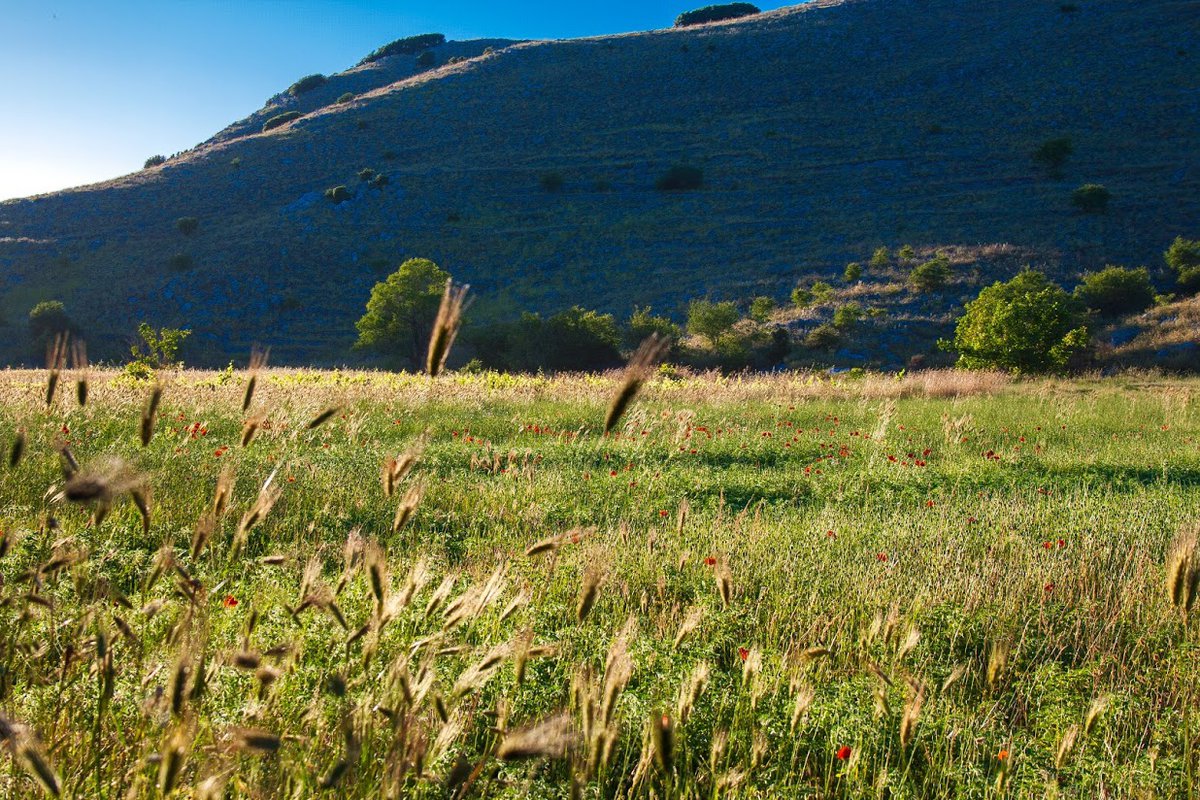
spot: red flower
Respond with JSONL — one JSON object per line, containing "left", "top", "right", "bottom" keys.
{"left": 704, "top": 557, "right": 717, "bottom": 567}
{"left": 876, "top": 552, "right": 888, "bottom": 562}
{"left": 1043, "top": 541, "right": 1053, "bottom": 549}
{"left": 738, "top": 647, "right": 750, "bottom": 661}
{"left": 659, "top": 510, "right": 669, "bottom": 517}
{"left": 1057, "top": 538, "right": 1066, "bottom": 549}
{"left": 836, "top": 745, "right": 852, "bottom": 760}
{"left": 1044, "top": 582, "right": 1054, "bottom": 592}
{"left": 222, "top": 595, "right": 238, "bottom": 608}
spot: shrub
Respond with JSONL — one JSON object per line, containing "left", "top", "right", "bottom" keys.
{"left": 1073, "top": 266, "right": 1155, "bottom": 315}
{"left": 869, "top": 247, "right": 890, "bottom": 269}
{"left": 416, "top": 50, "right": 436, "bottom": 67}
{"left": 354, "top": 258, "right": 451, "bottom": 368}
{"left": 909, "top": 255, "right": 952, "bottom": 291}
{"left": 369, "top": 173, "right": 389, "bottom": 187}
{"left": 29, "top": 300, "right": 74, "bottom": 346}
{"left": 143, "top": 155, "right": 166, "bottom": 169}
{"left": 675, "top": 3, "right": 761, "bottom": 27}
{"left": 810, "top": 281, "right": 835, "bottom": 304}
{"left": 1072, "top": 183, "right": 1110, "bottom": 213}
{"left": 843, "top": 262, "right": 863, "bottom": 283}
{"left": 129, "top": 322, "right": 191, "bottom": 370}
{"left": 791, "top": 286, "right": 813, "bottom": 307}
{"left": 359, "top": 33, "right": 446, "bottom": 65}
{"left": 263, "top": 111, "right": 302, "bottom": 132}
{"left": 1033, "top": 137, "right": 1073, "bottom": 174}
{"left": 168, "top": 253, "right": 194, "bottom": 271}
{"left": 176, "top": 216, "right": 199, "bottom": 236}
{"left": 625, "top": 306, "right": 681, "bottom": 349}
{"left": 540, "top": 172, "right": 565, "bottom": 192}
{"left": 687, "top": 300, "right": 739, "bottom": 345}
{"left": 803, "top": 323, "right": 840, "bottom": 349}
{"left": 655, "top": 165, "right": 703, "bottom": 191}
{"left": 471, "top": 308, "right": 623, "bottom": 372}
{"left": 832, "top": 303, "right": 863, "bottom": 329}
{"left": 792, "top": 281, "right": 833, "bottom": 307}
{"left": 749, "top": 296, "right": 775, "bottom": 323}
{"left": 898, "top": 244, "right": 916, "bottom": 262}
{"left": 357, "top": 168, "right": 377, "bottom": 181}
{"left": 337, "top": 92, "right": 355, "bottom": 104}
{"left": 324, "top": 185, "right": 351, "bottom": 203}
{"left": 948, "top": 270, "right": 1088, "bottom": 373}
{"left": 1165, "top": 236, "right": 1200, "bottom": 294}
{"left": 288, "top": 74, "right": 327, "bottom": 96}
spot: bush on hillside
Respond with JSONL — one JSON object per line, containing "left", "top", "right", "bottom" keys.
{"left": 625, "top": 306, "right": 682, "bottom": 349}
{"left": 176, "top": 217, "right": 199, "bottom": 236}
{"left": 263, "top": 111, "right": 303, "bottom": 132}
{"left": 655, "top": 165, "right": 703, "bottom": 191}
{"left": 1072, "top": 183, "right": 1110, "bottom": 213}
{"left": 471, "top": 308, "right": 623, "bottom": 372}
{"left": 359, "top": 33, "right": 446, "bottom": 65}
{"left": 337, "top": 92, "right": 355, "bottom": 104}
{"left": 843, "top": 262, "right": 863, "bottom": 283}
{"left": 869, "top": 247, "right": 890, "bottom": 269}
{"left": 803, "top": 323, "right": 840, "bottom": 350}
{"left": 324, "top": 186, "right": 351, "bottom": 203}
{"left": 832, "top": 303, "right": 863, "bottom": 329}
{"left": 540, "top": 172, "right": 565, "bottom": 192}
{"left": 168, "top": 253, "right": 194, "bottom": 271}
{"left": 1165, "top": 236, "right": 1200, "bottom": 294}
{"left": 29, "top": 300, "right": 74, "bottom": 347}
{"left": 357, "top": 168, "right": 377, "bottom": 181}
{"left": 416, "top": 50, "right": 436, "bottom": 67}
{"left": 909, "top": 255, "right": 952, "bottom": 291}
{"left": 288, "top": 74, "right": 327, "bottom": 96}
{"left": 675, "top": 3, "right": 761, "bottom": 27}
{"left": 143, "top": 155, "right": 166, "bottom": 169}
{"left": 749, "top": 296, "right": 775, "bottom": 323}
{"left": 1073, "top": 266, "right": 1155, "bottom": 316}
{"left": 687, "top": 300, "right": 739, "bottom": 345}
{"left": 948, "top": 270, "right": 1088, "bottom": 373}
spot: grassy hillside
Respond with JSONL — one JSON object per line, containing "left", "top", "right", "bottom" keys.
{"left": 0, "top": 0, "right": 1197, "bottom": 366}
{"left": 0, "top": 368, "right": 1198, "bottom": 797}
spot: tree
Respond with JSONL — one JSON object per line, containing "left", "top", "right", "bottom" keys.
{"left": 909, "top": 255, "right": 952, "bottom": 291}
{"left": 868, "top": 247, "right": 890, "bottom": 270}
{"left": 687, "top": 300, "right": 739, "bottom": 345}
{"left": 1072, "top": 184, "right": 1110, "bottom": 213}
{"left": 1165, "top": 236, "right": 1200, "bottom": 294}
{"left": 948, "top": 270, "right": 1088, "bottom": 373}
{"left": 129, "top": 322, "right": 191, "bottom": 370}
{"left": 354, "top": 258, "right": 450, "bottom": 368}
{"left": 29, "top": 301, "right": 74, "bottom": 349}
{"left": 625, "top": 306, "right": 681, "bottom": 349}
{"left": 1033, "top": 137, "right": 1073, "bottom": 176}
{"left": 843, "top": 262, "right": 863, "bottom": 283}
{"left": 749, "top": 296, "right": 776, "bottom": 322}
{"left": 1073, "top": 266, "right": 1155, "bottom": 316}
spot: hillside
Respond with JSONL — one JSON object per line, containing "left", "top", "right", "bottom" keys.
{"left": 0, "top": 0, "right": 1197, "bottom": 367}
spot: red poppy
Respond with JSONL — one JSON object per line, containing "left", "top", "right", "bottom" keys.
{"left": 222, "top": 595, "right": 238, "bottom": 608}
{"left": 704, "top": 557, "right": 717, "bottom": 566}
{"left": 659, "top": 510, "right": 668, "bottom": 517}
{"left": 836, "top": 745, "right": 852, "bottom": 760}
{"left": 738, "top": 647, "right": 750, "bottom": 661}
{"left": 997, "top": 749, "right": 1009, "bottom": 761}
{"left": 876, "top": 553, "right": 888, "bottom": 562}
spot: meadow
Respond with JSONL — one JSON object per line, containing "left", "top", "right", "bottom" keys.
{"left": 0, "top": 366, "right": 1198, "bottom": 798}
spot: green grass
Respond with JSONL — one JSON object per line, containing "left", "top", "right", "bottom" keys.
{"left": 0, "top": 368, "right": 1198, "bottom": 798}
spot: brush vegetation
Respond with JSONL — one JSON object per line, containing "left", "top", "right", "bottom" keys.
{"left": 0, "top": 362, "right": 1198, "bottom": 797}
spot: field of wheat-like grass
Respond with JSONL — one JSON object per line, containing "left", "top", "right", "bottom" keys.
{"left": 0, "top": 366, "right": 1198, "bottom": 799}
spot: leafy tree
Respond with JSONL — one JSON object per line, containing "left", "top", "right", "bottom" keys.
{"left": 675, "top": 3, "right": 760, "bottom": 26}
{"left": 791, "top": 286, "right": 813, "bottom": 307}
{"left": 1072, "top": 183, "right": 1110, "bottom": 213}
{"left": 1165, "top": 236, "right": 1200, "bottom": 294}
{"left": 948, "top": 270, "right": 1088, "bottom": 373}
{"left": 263, "top": 111, "right": 302, "bottom": 132}
{"left": 843, "top": 262, "right": 863, "bottom": 283}
{"left": 471, "top": 307, "right": 622, "bottom": 372}
{"left": 749, "top": 296, "right": 776, "bottom": 322}
{"left": 29, "top": 301, "right": 74, "bottom": 349}
{"left": 832, "top": 303, "right": 863, "bottom": 329}
{"left": 354, "top": 258, "right": 451, "bottom": 368}
{"left": 898, "top": 244, "right": 916, "bottom": 262}
{"left": 1073, "top": 266, "right": 1155, "bottom": 316}
{"left": 868, "top": 247, "right": 890, "bottom": 270}
{"left": 625, "top": 306, "right": 681, "bottom": 349}
{"left": 129, "top": 322, "right": 191, "bottom": 370}
{"left": 288, "top": 74, "right": 327, "bottom": 96}
{"left": 909, "top": 255, "right": 952, "bottom": 291}
{"left": 143, "top": 155, "right": 166, "bottom": 169}
{"left": 687, "top": 300, "right": 739, "bottom": 345}
{"left": 803, "top": 323, "right": 840, "bottom": 349}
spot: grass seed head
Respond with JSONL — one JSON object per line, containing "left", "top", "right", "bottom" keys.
{"left": 604, "top": 334, "right": 669, "bottom": 435}
{"left": 426, "top": 279, "right": 470, "bottom": 378}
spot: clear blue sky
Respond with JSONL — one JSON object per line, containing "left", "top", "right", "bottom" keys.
{"left": 0, "top": 1, "right": 795, "bottom": 201}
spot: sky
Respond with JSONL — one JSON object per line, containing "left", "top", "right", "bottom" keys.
{"left": 0, "top": 1, "right": 795, "bottom": 201}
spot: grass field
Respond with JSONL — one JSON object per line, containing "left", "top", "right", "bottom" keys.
{"left": 1, "top": 367, "right": 1198, "bottom": 798}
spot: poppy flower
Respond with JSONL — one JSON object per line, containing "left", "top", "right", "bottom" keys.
{"left": 836, "top": 745, "right": 852, "bottom": 760}
{"left": 659, "top": 510, "right": 669, "bottom": 517}
{"left": 738, "top": 647, "right": 749, "bottom": 661}
{"left": 997, "top": 749, "right": 1009, "bottom": 761}
{"left": 222, "top": 595, "right": 238, "bottom": 608}
{"left": 704, "top": 557, "right": 717, "bottom": 566}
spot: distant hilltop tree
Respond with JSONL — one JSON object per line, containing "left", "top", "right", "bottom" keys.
{"left": 675, "top": 3, "right": 761, "bottom": 27}
{"left": 359, "top": 33, "right": 446, "bottom": 65}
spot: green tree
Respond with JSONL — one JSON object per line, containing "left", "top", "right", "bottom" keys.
{"left": 869, "top": 247, "right": 890, "bottom": 270}
{"left": 625, "top": 306, "right": 681, "bottom": 349}
{"left": 749, "top": 296, "right": 776, "bottom": 323}
{"left": 1073, "top": 266, "right": 1155, "bottom": 316}
{"left": 1072, "top": 184, "right": 1110, "bottom": 213}
{"left": 948, "top": 270, "right": 1088, "bottom": 373}
{"left": 909, "top": 255, "right": 952, "bottom": 291}
{"left": 843, "top": 262, "right": 863, "bottom": 283}
{"left": 832, "top": 303, "right": 863, "bottom": 329}
{"left": 28, "top": 301, "right": 74, "bottom": 349}
{"left": 898, "top": 244, "right": 916, "bottom": 262}
{"left": 1165, "top": 236, "right": 1200, "bottom": 294}
{"left": 354, "top": 258, "right": 450, "bottom": 368}
{"left": 687, "top": 300, "right": 739, "bottom": 345}
{"left": 129, "top": 323, "right": 191, "bottom": 370}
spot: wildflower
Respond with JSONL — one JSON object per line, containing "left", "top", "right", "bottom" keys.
{"left": 877, "top": 553, "right": 888, "bottom": 562}
{"left": 223, "top": 595, "right": 239, "bottom": 608}
{"left": 738, "top": 647, "right": 749, "bottom": 662}
{"left": 836, "top": 745, "right": 852, "bottom": 760}
{"left": 659, "top": 510, "right": 668, "bottom": 517}
{"left": 1044, "top": 582, "right": 1054, "bottom": 592}
{"left": 997, "top": 749, "right": 1009, "bottom": 761}
{"left": 704, "top": 557, "right": 717, "bottom": 566}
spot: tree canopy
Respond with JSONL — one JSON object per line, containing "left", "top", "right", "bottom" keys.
{"left": 354, "top": 258, "right": 450, "bottom": 368}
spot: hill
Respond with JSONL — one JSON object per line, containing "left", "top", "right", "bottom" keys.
{"left": 0, "top": 0, "right": 1197, "bottom": 367}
